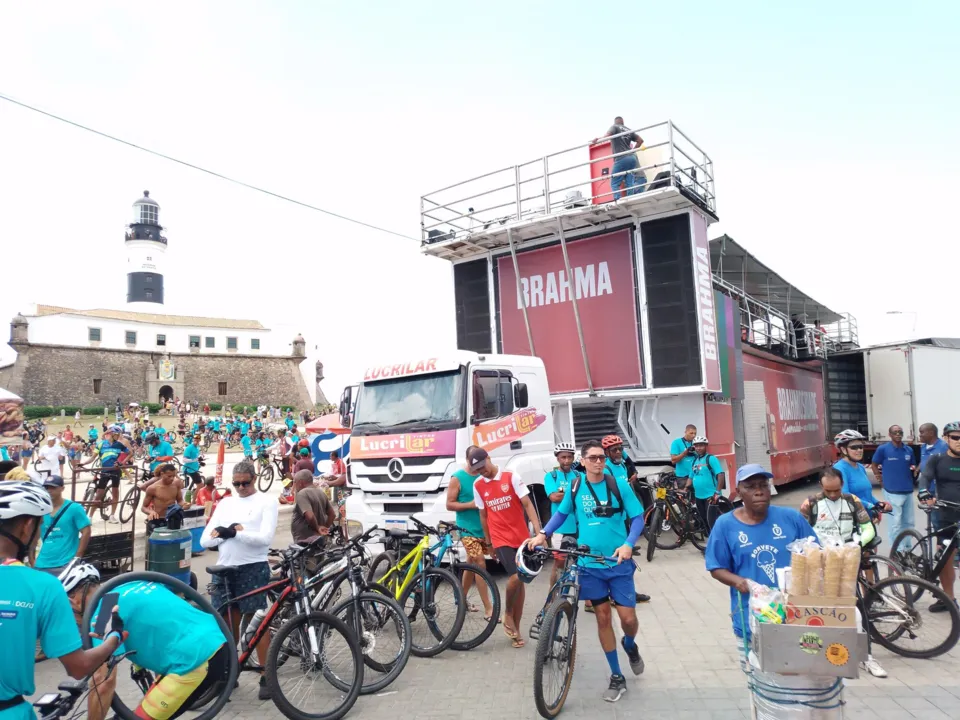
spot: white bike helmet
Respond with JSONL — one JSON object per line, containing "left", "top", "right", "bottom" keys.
{"left": 59, "top": 560, "right": 100, "bottom": 594}
{"left": 692, "top": 436, "right": 709, "bottom": 445}
{"left": 0, "top": 481, "right": 53, "bottom": 520}
{"left": 834, "top": 429, "right": 865, "bottom": 448}
{"left": 553, "top": 441, "right": 576, "bottom": 456}
{"left": 515, "top": 544, "right": 546, "bottom": 584}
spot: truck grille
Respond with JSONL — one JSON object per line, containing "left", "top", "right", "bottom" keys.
{"left": 359, "top": 456, "right": 441, "bottom": 468}
{"left": 384, "top": 503, "right": 422, "bottom": 514}
{"left": 361, "top": 473, "right": 433, "bottom": 484}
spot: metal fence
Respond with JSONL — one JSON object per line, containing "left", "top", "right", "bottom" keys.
{"left": 420, "top": 120, "right": 715, "bottom": 244}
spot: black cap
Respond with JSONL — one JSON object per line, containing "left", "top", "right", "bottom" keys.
{"left": 43, "top": 474, "right": 64, "bottom": 488}
{"left": 466, "top": 446, "right": 489, "bottom": 472}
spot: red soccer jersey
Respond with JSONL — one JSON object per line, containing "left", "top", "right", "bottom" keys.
{"left": 473, "top": 470, "right": 530, "bottom": 549}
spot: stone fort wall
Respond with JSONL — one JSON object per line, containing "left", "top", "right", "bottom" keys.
{"left": 2, "top": 343, "right": 312, "bottom": 408}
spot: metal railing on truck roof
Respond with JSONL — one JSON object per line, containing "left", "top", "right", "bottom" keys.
{"left": 420, "top": 120, "right": 715, "bottom": 247}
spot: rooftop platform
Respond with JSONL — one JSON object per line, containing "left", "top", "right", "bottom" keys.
{"left": 420, "top": 120, "right": 715, "bottom": 261}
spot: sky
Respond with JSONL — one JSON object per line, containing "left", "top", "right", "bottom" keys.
{"left": 1, "top": 1, "right": 957, "bottom": 400}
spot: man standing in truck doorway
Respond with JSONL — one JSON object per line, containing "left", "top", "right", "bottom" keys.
{"left": 670, "top": 425, "right": 698, "bottom": 484}
{"left": 471, "top": 446, "right": 543, "bottom": 648}
{"left": 871, "top": 425, "right": 916, "bottom": 542}
{"left": 592, "top": 117, "right": 645, "bottom": 200}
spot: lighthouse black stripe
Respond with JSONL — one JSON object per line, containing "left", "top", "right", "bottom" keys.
{"left": 127, "top": 272, "right": 164, "bottom": 303}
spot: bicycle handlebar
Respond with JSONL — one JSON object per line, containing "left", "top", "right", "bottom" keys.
{"left": 531, "top": 543, "right": 618, "bottom": 565}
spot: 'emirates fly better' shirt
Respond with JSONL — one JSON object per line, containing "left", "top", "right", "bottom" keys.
{"left": 473, "top": 470, "right": 530, "bottom": 549}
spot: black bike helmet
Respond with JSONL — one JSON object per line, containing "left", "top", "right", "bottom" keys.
{"left": 145, "top": 431, "right": 159, "bottom": 444}
{"left": 515, "top": 545, "right": 546, "bottom": 584}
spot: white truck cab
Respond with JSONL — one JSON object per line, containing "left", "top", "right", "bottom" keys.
{"left": 339, "top": 351, "right": 555, "bottom": 543}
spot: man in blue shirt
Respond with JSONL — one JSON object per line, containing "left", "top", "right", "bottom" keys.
{"left": 182, "top": 434, "right": 203, "bottom": 489}
{"left": 35, "top": 475, "right": 92, "bottom": 574}
{"left": 706, "top": 464, "right": 811, "bottom": 643}
{"left": 87, "top": 424, "right": 99, "bottom": 443}
{"left": 687, "top": 436, "right": 725, "bottom": 533}
{"left": 241, "top": 430, "right": 255, "bottom": 460}
{"left": 529, "top": 439, "right": 646, "bottom": 704}
{"left": 544, "top": 443, "right": 580, "bottom": 588}
{"left": 669, "top": 425, "right": 698, "bottom": 483}
{"left": 871, "top": 425, "right": 916, "bottom": 542}
{"left": 0, "top": 482, "right": 123, "bottom": 718}
{"left": 919, "top": 423, "right": 948, "bottom": 495}
{"left": 146, "top": 432, "right": 175, "bottom": 475}
{"left": 284, "top": 412, "right": 296, "bottom": 431}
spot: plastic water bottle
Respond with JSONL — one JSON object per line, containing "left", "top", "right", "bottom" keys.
{"left": 243, "top": 607, "right": 268, "bottom": 645}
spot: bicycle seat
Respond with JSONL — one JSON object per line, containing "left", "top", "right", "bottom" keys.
{"left": 206, "top": 565, "right": 239, "bottom": 577}
{"left": 387, "top": 529, "right": 410, "bottom": 539}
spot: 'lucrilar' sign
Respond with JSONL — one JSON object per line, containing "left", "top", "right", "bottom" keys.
{"left": 497, "top": 229, "right": 643, "bottom": 393}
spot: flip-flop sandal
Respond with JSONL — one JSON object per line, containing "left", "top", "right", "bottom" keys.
{"left": 484, "top": 614, "right": 501, "bottom": 623}
{"left": 504, "top": 623, "right": 519, "bottom": 640}
{"left": 511, "top": 636, "right": 526, "bottom": 649}
{"left": 466, "top": 603, "right": 480, "bottom": 613}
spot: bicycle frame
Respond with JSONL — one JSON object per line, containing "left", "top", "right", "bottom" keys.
{"left": 379, "top": 534, "right": 433, "bottom": 600}
{"left": 918, "top": 507, "right": 960, "bottom": 579}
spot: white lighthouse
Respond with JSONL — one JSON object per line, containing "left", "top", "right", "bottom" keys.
{"left": 125, "top": 191, "right": 167, "bottom": 309}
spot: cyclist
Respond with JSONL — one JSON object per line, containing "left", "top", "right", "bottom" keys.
{"left": 240, "top": 428, "right": 255, "bottom": 460}
{"left": 528, "top": 439, "right": 646, "bottom": 703}
{"left": 34, "top": 475, "right": 91, "bottom": 577}
{"left": 687, "top": 436, "right": 725, "bottom": 533}
{"left": 146, "top": 431, "right": 175, "bottom": 475}
{"left": 70, "top": 570, "right": 230, "bottom": 720}
{"left": 182, "top": 433, "right": 203, "bottom": 490}
{"left": 919, "top": 420, "right": 960, "bottom": 612}
{"left": 798, "top": 466, "right": 887, "bottom": 677}
{"left": 544, "top": 442, "right": 580, "bottom": 589}
{"left": 87, "top": 424, "right": 99, "bottom": 445}
{"left": 445, "top": 445, "right": 494, "bottom": 621}
{"left": 0, "top": 481, "right": 124, "bottom": 717}
{"left": 833, "top": 429, "right": 891, "bottom": 516}
{"left": 86, "top": 425, "right": 132, "bottom": 523}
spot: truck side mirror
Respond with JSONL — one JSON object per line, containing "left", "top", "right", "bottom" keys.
{"left": 514, "top": 382, "right": 528, "bottom": 408}
{"left": 339, "top": 386, "right": 353, "bottom": 428}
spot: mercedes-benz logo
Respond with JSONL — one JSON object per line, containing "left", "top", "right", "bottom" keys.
{"left": 387, "top": 458, "right": 404, "bottom": 482}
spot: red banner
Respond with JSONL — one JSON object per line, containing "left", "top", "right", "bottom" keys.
{"left": 351, "top": 430, "right": 457, "bottom": 460}
{"left": 743, "top": 355, "right": 826, "bottom": 454}
{"left": 215, "top": 440, "right": 225, "bottom": 486}
{"left": 497, "top": 229, "right": 642, "bottom": 393}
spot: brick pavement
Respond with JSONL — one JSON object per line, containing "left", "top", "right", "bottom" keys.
{"left": 31, "top": 481, "right": 960, "bottom": 719}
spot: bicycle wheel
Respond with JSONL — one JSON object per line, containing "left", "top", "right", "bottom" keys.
{"left": 258, "top": 464, "right": 275, "bottom": 492}
{"left": 118, "top": 485, "right": 140, "bottom": 525}
{"left": 890, "top": 528, "right": 931, "bottom": 602}
{"left": 655, "top": 502, "right": 686, "bottom": 551}
{"left": 532, "top": 597, "right": 578, "bottom": 719}
{"left": 865, "top": 575, "right": 960, "bottom": 659}
{"left": 266, "top": 610, "right": 363, "bottom": 720}
{"left": 366, "top": 551, "right": 397, "bottom": 586}
{"left": 686, "top": 508, "right": 708, "bottom": 553}
{"left": 645, "top": 506, "right": 662, "bottom": 562}
{"left": 399, "top": 566, "right": 466, "bottom": 657}
{"left": 329, "top": 591, "right": 411, "bottom": 694}
{"left": 451, "top": 561, "right": 502, "bottom": 650}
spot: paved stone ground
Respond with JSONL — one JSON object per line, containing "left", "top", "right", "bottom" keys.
{"left": 31, "top": 478, "right": 960, "bottom": 719}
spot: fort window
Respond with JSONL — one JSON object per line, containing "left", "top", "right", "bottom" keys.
{"left": 88, "top": 327, "right": 101, "bottom": 342}
{"left": 93, "top": 379, "right": 102, "bottom": 394}
{"left": 189, "top": 336, "right": 200, "bottom": 349}
{"left": 218, "top": 382, "right": 227, "bottom": 396}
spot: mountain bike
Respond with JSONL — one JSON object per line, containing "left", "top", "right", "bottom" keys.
{"left": 257, "top": 452, "right": 286, "bottom": 492}
{"left": 638, "top": 473, "right": 688, "bottom": 560}
{"left": 399, "top": 515, "right": 502, "bottom": 650}
{"left": 33, "top": 649, "right": 139, "bottom": 720}
{"left": 366, "top": 515, "right": 467, "bottom": 657}
{"left": 891, "top": 498, "right": 960, "bottom": 603}
{"left": 528, "top": 543, "right": 619, "bottom": 719}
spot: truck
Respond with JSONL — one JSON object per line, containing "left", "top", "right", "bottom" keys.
{"left": 825, "top": 339, "right": 960, "bottom": 449}
{"left": 341, "top": 120, "right": 857, "bottom": 538}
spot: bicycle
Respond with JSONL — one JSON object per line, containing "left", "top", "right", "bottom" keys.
{"left": 365, "top": 515, "right": 467, "bottom": 657}
{"left": 637, "top": 473, "right": 687, "bottom": 560}
{"left": 33, "top": 649, "right": 139, "bottom": 720}
{"left": 208, "top": 537, "right": 364, "bottom": 720}
{"left": 891, "top": 498, "right": 960, "bottom": 603}
{"left": 68, "top": 570, "right": 239, "bottom": 720}
{"left": 384, "top": 515, "right": 502, "bottom": 651}
{"left": 257, "top": 452, "right": 287, "bottom": 492}
{"left": 858, "top": 505, "right": 960, "bottom": 659}
{"left": 527, "top": 542, "right": 620, "bottom": 719}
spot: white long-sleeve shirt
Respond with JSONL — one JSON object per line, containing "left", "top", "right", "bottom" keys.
{"left": 200, "top": 491, "right": 279, "bottom": 566}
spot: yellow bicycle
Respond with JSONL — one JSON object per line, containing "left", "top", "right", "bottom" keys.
{"left": 367, "top": 517, "right": 466, "bottom": 657}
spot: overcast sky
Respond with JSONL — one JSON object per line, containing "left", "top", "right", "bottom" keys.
{"left": 1, "top": 1, "right": 957, "bottom": 399}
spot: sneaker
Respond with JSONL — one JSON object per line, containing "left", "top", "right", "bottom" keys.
{"left": 258, "top": 676, "right": 272, "bottom": 700}
{"left": 635, "top": 593, "right": 651, "bottom": 603}
{"left": 107, "top": 515, "right": 120, "bottom": 524}
{"left": 602, "top": 674, "right": 627, "bottom": 703}
{"left": 621, "top": 637, "right": 645, "bottom": 675}
{"left": 929, "top": 598, "right": 959, "bottom": 613}
{"left": 860, "top": 655, "right": 888, "bottom": 678}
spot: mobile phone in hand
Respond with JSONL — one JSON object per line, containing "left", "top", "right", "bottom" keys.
{"left": 94, "top": 593, "right": 119, "bottom": 637}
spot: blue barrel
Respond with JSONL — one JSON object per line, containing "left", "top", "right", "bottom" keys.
{"left": 182, "top": 508, "right": 207, "bottom": 555}
{"left": 146, "top": 526, "right": 192, "bottom": 585}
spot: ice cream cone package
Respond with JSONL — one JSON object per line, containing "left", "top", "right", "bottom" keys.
{"left": 838, "top": 541, "right": 861, "bottom": 598}
{"left": 785, "top": 537, "right": 822, "bottom": 596}
{"left": 822, "top": 538, "right": 844, "bottom": 597}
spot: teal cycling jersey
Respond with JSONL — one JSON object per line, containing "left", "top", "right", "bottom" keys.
{"left": 604, "top": 458, "right": 629, "bottom": 485}
{"left": 182, "top": 443, "right": 201, "bottom": 474}
{"left": 36, "top": 500, "right": 91, "bottom": 569}
{"left": 557, "top": 474, "right": 642, "bottom": 568}
{"left": 0, "top": 563, "right": 82, "bottom": 719}
{"left": 670, "top": 437, "right": 694, "bottom": 477}
{"left": 149, "top": 441, "right": 174, "bottom": 472}
{"left": 91, "top": 581, "right": 225, "bottom": 676}
{"left": 241, "top": 436, "right": 253, "bottom": 457}
{"left": 690, "top": 454, "right": 724, "bottom": 500}
{"left": 544, "top": 468, "right": 580, "bottom": 535}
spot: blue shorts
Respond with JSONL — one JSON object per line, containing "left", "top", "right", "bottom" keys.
{"left": 579, "top": 562, "right": 636, "bottom": 607}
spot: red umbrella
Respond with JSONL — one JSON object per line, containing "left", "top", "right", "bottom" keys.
{"left": 305, "top": 412, "right": 350, "bottom": 435}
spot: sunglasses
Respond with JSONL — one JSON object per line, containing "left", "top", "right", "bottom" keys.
{"left": 583, "top": 454, "right": 606, "bottom": 462}
{"left": 232, "top": 480, "right": 253, "bottom": 488}
{"left": 948, "top": 435, "right": 960, "bottom": 442}
{"left": 847, "top": 444, "right": 865, "bottom": 451}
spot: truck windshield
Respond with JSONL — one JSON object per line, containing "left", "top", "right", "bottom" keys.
{"left": 352, "top": 370, "right": 464, "bottom": 434}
